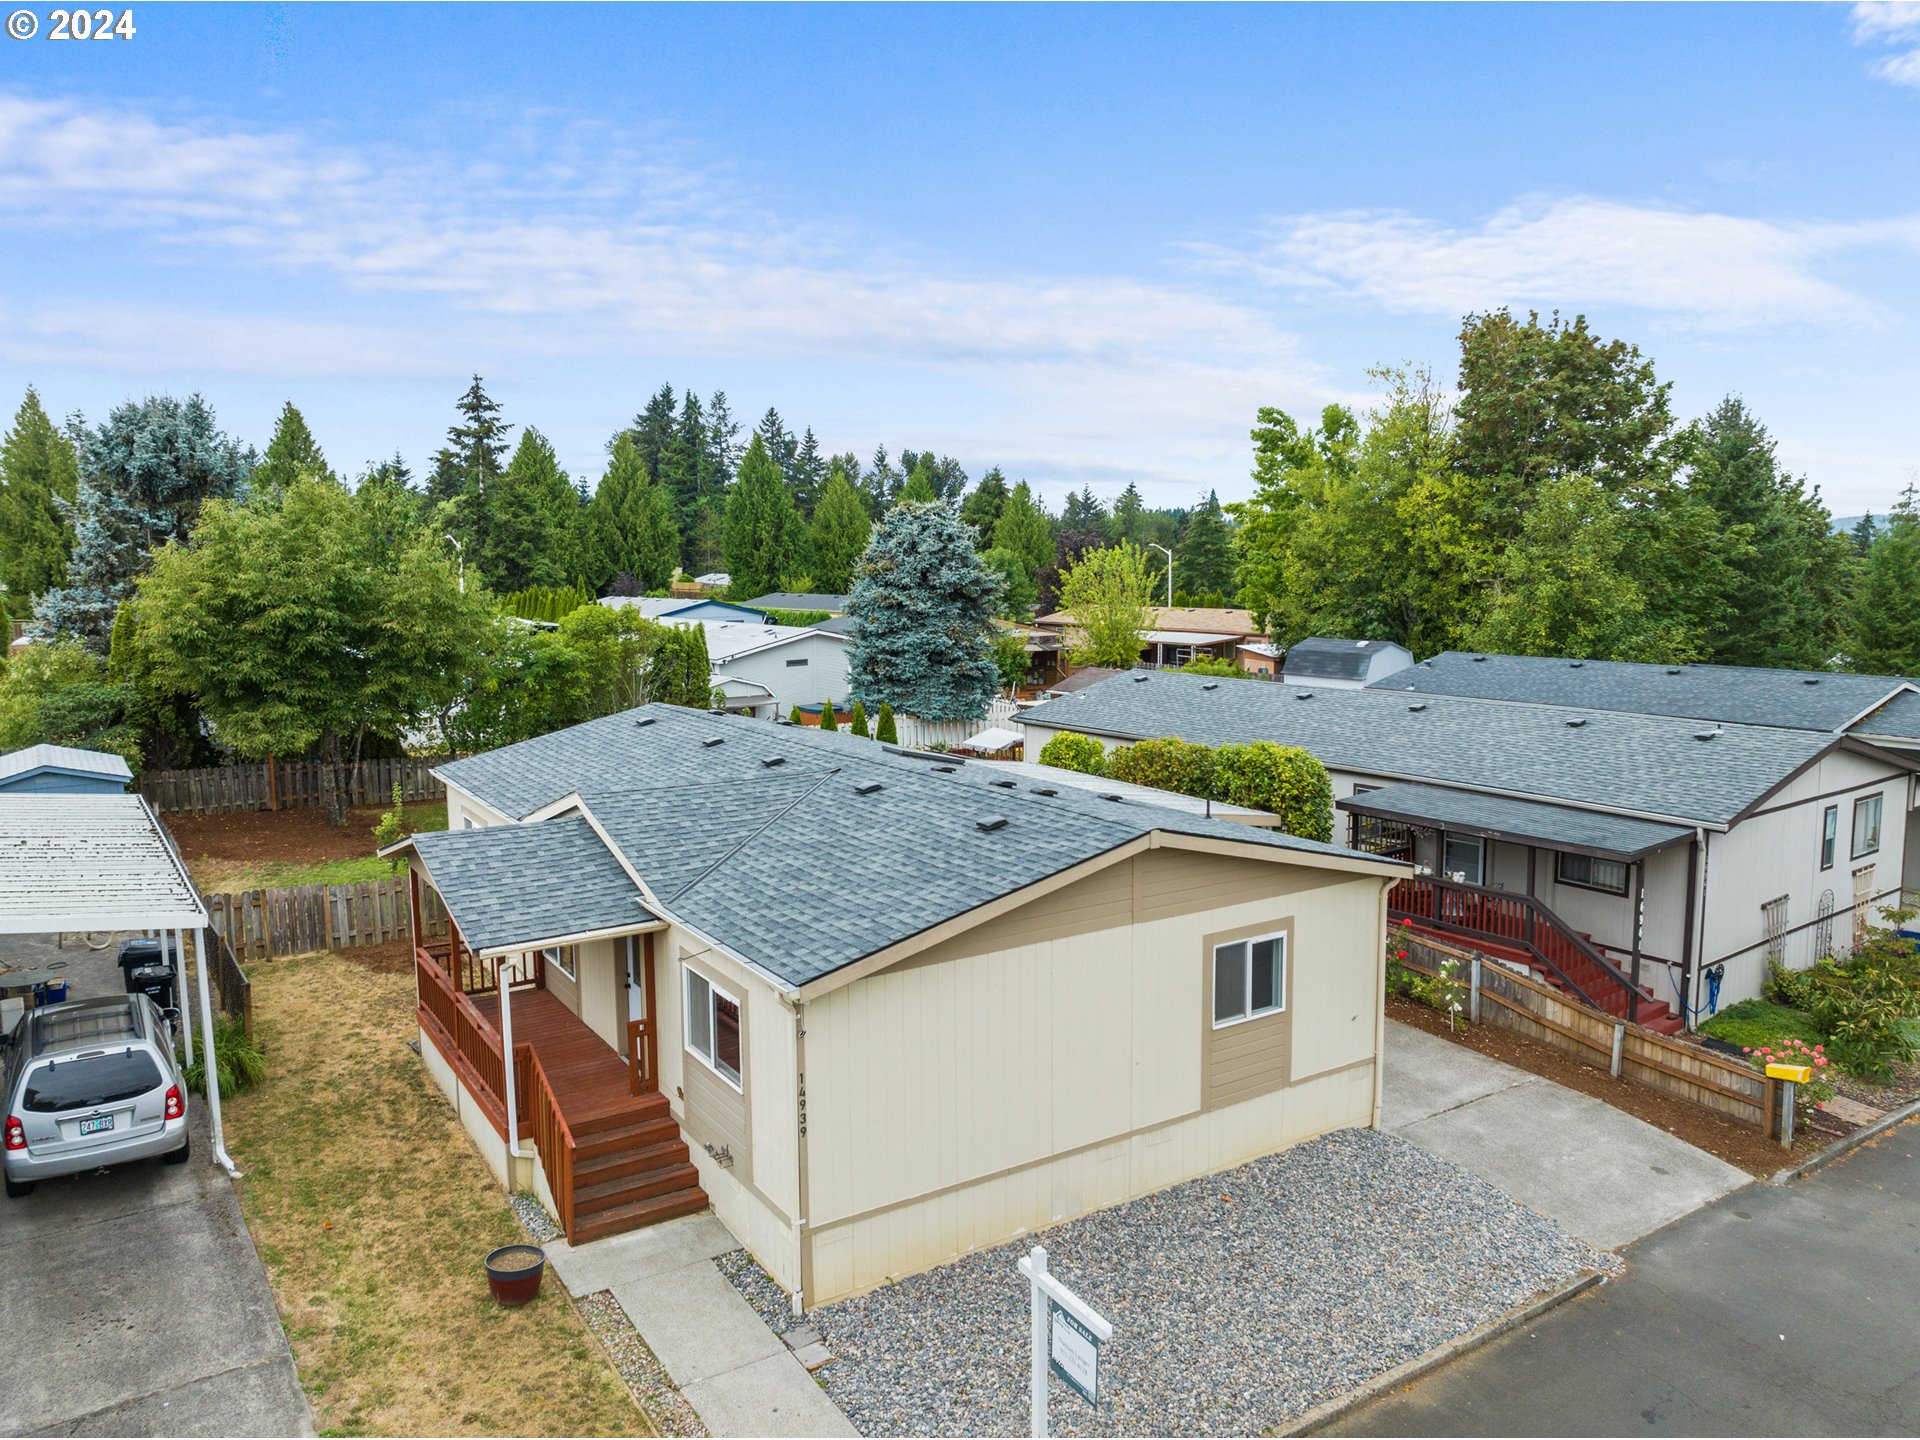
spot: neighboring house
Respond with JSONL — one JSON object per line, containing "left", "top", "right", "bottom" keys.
{"left": 1237, "top": 641, "right": 1282, "bottom": 677}
{"left": 735, "top": 592, "right": 851, "bottom": 615}
{"left": 1020, "top": 671, "right": 1920, "bottom": 1027}
{"left": 1040, "top": 665, "right": 1126, "bottom": 699}
{"left": 601, "top": 596, "right": 770, "bottom": 624}
{"left": 691, "top": 621, "right": 853, "bottom": 719}
{"left": 994, "top": 620, "right": 1069, "bottom": 694}
{"left": 1033, "top": 606, "right": 1266, "bottom": 672}
{"left": 0, "top": 744, "right": 134, "bottom": 795}
{"left": 1283, "top": 638, "right": 1415, "bottom": 689}
{"left": 391, "top": 707, "right": 1405, "bottom": 1303}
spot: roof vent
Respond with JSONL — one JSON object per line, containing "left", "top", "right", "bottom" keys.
{"left": 1666, "top": 668, "right": 1683, "bottom": 676}
{"left": 1694, "top": 727, "right": 1723, "bottom": 741}
{"left": 976, "top": 816, "right": 1010, "bottom": 833}
{"left": 701, "top": 737, "right": 725, "bottom": 748}
{"left": 1297, "top": 690, "right": 1314, "bottom": 700}
{"left": 761, "top": 756, "right": 786, "bottom": 768}
{"left": 1408, "top": 702, "right": 1427, "bottom": 712}
{"left": 634, "top": 716, "right": 656, "bottom": 727}
{"left": 934, "top": 764, "right": 956, "bottom": 773}
{"left": 1568, "top": 661, "right": 1584, "bottom": 669}
{"left": 1471, "top": 655, "right": 1489, "bottom": 663}
{"left": 1132, "top": 673, "right": 1151, "bottom": 683}
{"left": 774, "top": 717, "right": 794, "bottom": 726}
{"left": 1566, "top": 718, "right": 1587, "bottom": 729}
{"left": 991, "top": 778, "right": 1017, "bottom": 789}
{"left": 854, "top": 781, "right": 884, "bottom": 796}
{"left": 1033, "top": 787, "right": 1059, "bottom": 797}
{"left": 1802, "top": 677, "right": 1821, "bottom": 685}
{"left": 1100, "top": 793, "right": 1125, "bottom": 803}
{"left": 1201, "top": 682, "right": 1219, "bottom": 691}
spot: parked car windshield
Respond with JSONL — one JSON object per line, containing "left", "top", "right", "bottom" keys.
{"left": 22, "top": 1051, "right": 163, "bottom": 1112}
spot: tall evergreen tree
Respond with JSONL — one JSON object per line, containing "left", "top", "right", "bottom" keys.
{"left": 723, "top": 434, "right": 807, "bottom": 598}
{"left": 846, "top": 502, "right": 1000, "bottom": 722}
{"left": 37, "top": 394, "right": 253, "bottom": 648}
{"left": 428, "top": 375, "right": 511, "bottom": 505}
{"left": 1176, "top": 489, "right": 1235, "bottom": 596}
{"left": 481, "top": 428, "right": 582, "bottom": 592}
{"left": 959, "top": 466, "right": 1010, "bottom": 548}
{"left": 1061, "top": 486, "right": 1113, "bottom": 546}
{"left": 756, "top": 408, "right": 798, "bottom": 487}
{"left": 250, "top": 400, "right": 334, "bottom": 497}
{"left": 660, "top": 388, "right": 713, "bottom": 517}
{"left": 1111, "top": 481, "right": 1146, "bottom": 546}
{"left": 899, "top": 450, "right": 969, "bottom": 500}
{"left": 897, "top": 458, "right": 939, "bottom": 505}
{"left": 865, "top": 446, "right": 902, "bottom": 515}
{"left": 1850, "top": 486, "right": 1920, "bottom": 675}
{"left": 629, "top": 384, "right": 678, "bottom": 479}
{"left": 792, "top": 428, "right": 826, "bottom": 515}
{"left": 0, "top": 386, "right": 80, "bottom": 602}
{"left": 1850, "top": 513, "right": 1880, "bottom": 555}
{"left": 808, "top": 471, "right": 873, "bottom": 592}
{"left": 991, "top": 480, "right": 1055, "bottom": 580}
{"left": 706, "top": 391, "right": 742, "bottom": 487}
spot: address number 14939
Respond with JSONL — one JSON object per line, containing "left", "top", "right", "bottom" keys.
{"left": 49, "top": 9, "right": 136, "bottom": 39}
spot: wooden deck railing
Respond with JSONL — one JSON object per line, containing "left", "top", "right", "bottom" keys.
{"left": 518, "top": 1042, "right": 577, "bottom": 1238}
{"left": 1389, "top": 875, "right": 1645, "bottom": 1020}
{"left": 626, "top": 1017, "right": 658, "bottom": 1096}
{"left": 415, "top": 944, "right": 507, "bottom": 1119}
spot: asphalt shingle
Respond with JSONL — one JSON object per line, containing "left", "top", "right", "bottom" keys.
{"left": 1337, "top": 783, "right": 1693, "bottom": 859}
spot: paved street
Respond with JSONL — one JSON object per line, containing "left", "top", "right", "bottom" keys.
{"left": 1326, "top": 1118, "right": 1920, "bottom": 1437}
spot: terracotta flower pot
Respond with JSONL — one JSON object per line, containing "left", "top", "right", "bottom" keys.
{"left": 484, "top": 1244, "right": 546, "bottom": 1306}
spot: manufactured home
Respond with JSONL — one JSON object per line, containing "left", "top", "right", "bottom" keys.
{"left": 387, "top": 707, "right": 1404, "bottom": 1306}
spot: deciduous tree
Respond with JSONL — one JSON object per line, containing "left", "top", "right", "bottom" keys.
{"left": 1058, "top": 542, "right": 1151, "bottom": 669}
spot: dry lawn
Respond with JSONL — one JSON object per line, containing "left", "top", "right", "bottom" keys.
{"left": 223, "top": 950, "right": 651, "bottom": 1438}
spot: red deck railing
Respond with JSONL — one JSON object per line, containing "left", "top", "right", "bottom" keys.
{"left": 415, "top": 944, "right": 508, "bottom": 1120}
{"left": 518, "top": 1042, "right": 577, "bottom": 1237}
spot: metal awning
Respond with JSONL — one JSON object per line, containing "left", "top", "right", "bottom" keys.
{"left": 0, "top": 794, "right": 208, "bottom": 933}
{"left": 1337, "top": 783, "right": 1692, "bottom": 861}
{"left": 391, "top": 814, "right": 659, "bottom": 958}
{"left": 1141, "top": 630, "right": 1240, "bottom": 646}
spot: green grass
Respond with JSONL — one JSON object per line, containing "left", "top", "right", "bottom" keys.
{"left": 193, "top": 805, "right": 448, "bottom": 894}
{"left": 1700, "top": 999, "right": 1826, "bottom": 1053}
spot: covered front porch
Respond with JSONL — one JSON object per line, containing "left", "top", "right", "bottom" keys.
{"left": 387, "top": 815, "right": 708, "bottom": 1243}
{"left": 1340, "top": 783, "right": 1696, "bottom": 1033}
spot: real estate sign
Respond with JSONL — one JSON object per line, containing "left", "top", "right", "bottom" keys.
{"left": 1049, "top": 1302, "right": 1100, "bottom": 1404}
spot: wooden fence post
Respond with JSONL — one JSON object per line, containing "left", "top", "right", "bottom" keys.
{"left": 1610, "top": 1021, "right": 1626, "bottom": 1078}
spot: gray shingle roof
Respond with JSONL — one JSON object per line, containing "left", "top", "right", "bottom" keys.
{"left": 1338, "top": 783, "right": 1692, "bottom": 860}
{"left": 433, "top": 705, "right": 1397, "bottom": 989}
{"left": 1854, "top": 688, "right": 1920, "bottom": 742}
{"left": 737, "top": 592, "right": 850, "bottom": 613}
{"left": 409, "top": 815, "right": 653, "bottom": 955}
{"left": 1375, "top": 650, "right": 1914, "bottom": 733}
{"left": 1020, "top": 671, "right": 1838, "bottom": 827}
{"left": 1284, "top": 638, "right": 1410, "bottom": 682}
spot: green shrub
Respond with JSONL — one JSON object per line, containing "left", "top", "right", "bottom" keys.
{"left": 763, "top": 608, "right": 833, "bottom": 628}
{"left": 875, "top": 703, "right": 897, "bottom": 744}
{"left": 370, "top": 782, "right": 409, "bottom": 870}
{"left": 849, "top": 701, "right": 869, "bottom": 739}
{"left": 1038, "top": 731, "right": 1107, "bottom": 776}
{"left": 819, "top": 699, "right": 838, "bottom": 732}
{"left": 1106, "top": 736, "right": 1216, "bottom": 797}
{"left": 181, "top": 1016, "right": 268, "bottom": 1098}
{"left": 1700, "top": 999, "right": 1825, "bottom": 1052}
{"left": 1177, "top": 656, "right": 1243, "bottom": 678}
{"left": 789, "top": 704, "right": 804, "bottom": 725}
{"left": 1211, "top": 741, "right": 1334, "bottom": 841}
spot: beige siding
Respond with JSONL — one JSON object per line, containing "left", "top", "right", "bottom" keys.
{"left": 574, "top": 939, "right": 620, "bottom": 1051}
{"left": 801, "top": 842, "right": 1386, "bottom": 1303}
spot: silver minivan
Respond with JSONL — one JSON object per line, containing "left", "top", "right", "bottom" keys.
{"left": 3, "top": 993, "right": 190, "bottom": 1198}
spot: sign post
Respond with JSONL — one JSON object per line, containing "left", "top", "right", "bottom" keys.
{"left": 1766, "top": 1060, "right": 1810, "bottom": 1148}
{"left": 1016, "top": 1246, "right": 1112, "bottom": 1438}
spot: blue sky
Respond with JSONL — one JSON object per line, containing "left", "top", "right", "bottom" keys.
{"left": 3, "top": 2, "right": 1918, "bottom": 514}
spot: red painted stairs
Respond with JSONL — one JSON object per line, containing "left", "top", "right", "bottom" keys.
{"left": 1401, "top": 920, "right": 1686, "bottom": 1035}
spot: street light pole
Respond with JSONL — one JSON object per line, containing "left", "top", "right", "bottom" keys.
{"left": 444, "top": 534, "right": 464, "bottom": 593}
{"left": 1147, "top": 543, "right": 1173, "bottom": 607}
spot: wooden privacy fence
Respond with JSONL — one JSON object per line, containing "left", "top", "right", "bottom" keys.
{"left": 1400, "top": 933, "right": 1770, "bottom": 1131}
{"left": 203, "top": 927, "right": 254, "bottom": 1037}
{"left": 142, "top": 756, "right": 449, "bottom": 816}
{"left": 209, "top": 876, "right": 449, "bottom": 963}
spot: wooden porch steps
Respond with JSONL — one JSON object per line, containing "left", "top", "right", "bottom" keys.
{"left": 567, "top": 1101, "right": 708, "bottom": 1244}
{"left": 1403, "top": 923, "right": 1688, "bottom": 1036}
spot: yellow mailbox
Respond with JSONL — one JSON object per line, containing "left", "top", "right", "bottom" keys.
{"left": 1765, "top": 1062, "right": 1813, "bottom": 1084}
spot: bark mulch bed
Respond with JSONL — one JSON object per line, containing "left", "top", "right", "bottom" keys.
{"left": 1388, "top": 996, "right": 1803, "bottom": 1178}
{"left": 162, "top": 804, "right": 397, "bottom": 869}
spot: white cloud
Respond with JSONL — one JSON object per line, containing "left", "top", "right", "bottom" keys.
{"left": 1851, "top": 1, "right": 1920, "bottom": 85}
{"left": 0, "top": 92, "right": 1341, "bottom": 499}
{"left": 1203, "top": 197, "right": 1920, "bottom": 330}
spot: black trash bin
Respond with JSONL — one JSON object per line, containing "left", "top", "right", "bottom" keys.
{"left": 117, "top": 936, "right": 180, "bottom": 1015}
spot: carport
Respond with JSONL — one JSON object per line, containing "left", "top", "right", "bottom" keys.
{"left": 0, "top": 792, "right": 238, "bottom": 1176}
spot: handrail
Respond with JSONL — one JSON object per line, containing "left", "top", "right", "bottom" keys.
{"left": 416, "top": 944, "right": 506, "bottom": 1112}
{"left": 518, "top": 1042, "right": 577, "bottom": 1239}
{"left": 626, "top": 1017, "right": 657, "bottom": 1096}
{"left": 1389, "top": 875, "right": 1644, "bottom": 1017}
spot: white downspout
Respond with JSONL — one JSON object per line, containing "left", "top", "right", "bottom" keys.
{"left": 500, "top": 955, "right": 524, "bottom": 1161}
{"left": 195, "top": 926, "right": 241, "bottom": 1178}
{"left": 173, "top": 927, "right": 192, "bottom": 1067}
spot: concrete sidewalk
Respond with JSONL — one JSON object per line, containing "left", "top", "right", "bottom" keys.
{"left": 547, "top": 1214, "right": 858, "bottom": 1438}
{"left": 1381, "top": 1020, "right": 1749, "bottom": 1250}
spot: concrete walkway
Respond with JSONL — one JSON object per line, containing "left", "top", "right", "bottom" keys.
{"left": 1381, "top": 1020, "right": 1749, "bottom": 1250}
{"left": 547, "top": 1213, "right": 858, "bottom": 1438}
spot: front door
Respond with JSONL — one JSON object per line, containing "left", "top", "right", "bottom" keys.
{"left": 624, "top": 936, "right": 646, "bottom": 1022}
{"left": 623, "top": 934, "right": 659, "bottom": 1095}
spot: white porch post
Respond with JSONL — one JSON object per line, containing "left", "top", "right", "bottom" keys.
{"left": 173, "top": 927, "right": 193, "bottom": 1066}
{"left": 500, "top": 954, "right": 523, "bottom": 1160}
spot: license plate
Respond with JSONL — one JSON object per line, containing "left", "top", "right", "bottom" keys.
{"left": 78, "top": 1115, "right": 114, "bottom": 1136}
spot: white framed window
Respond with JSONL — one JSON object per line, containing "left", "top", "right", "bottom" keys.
{"left": 785, "top": 657, "right": 808, "bottom": 667}
{"left": 684, "top": 965, "right": 743, "bottom": 1089}
{"left": 1555, "top": 853, "right": 1629, "bottom": 896}
{"left": 461, "top": 816, "right": 476, "bottom": 830}
{"left": 1821, "top": 805, "right": 1838, "bottom": 871}
{"left": 1852, "top": 793, "right": 1883, "bottom": 859}
{"left": 1442, "top": 834, "right": 1484, "bottom": 885}
{"left": 543, "top": 944, "right": 575, "bottom": 981}
{"left": 1212, "top": 933, "right": 1286, "bottom": 1028}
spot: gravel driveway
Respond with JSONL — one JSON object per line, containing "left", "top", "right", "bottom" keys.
{"left": 721, "top": 1128, "right": 1617, "bottom": 1437}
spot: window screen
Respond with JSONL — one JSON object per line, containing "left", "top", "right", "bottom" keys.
{"left": 1213, "top": 934, "right": 1286, "bottom": 1027}
{"left": 685, "top": 970, "right": 712, "bottom": 1060}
